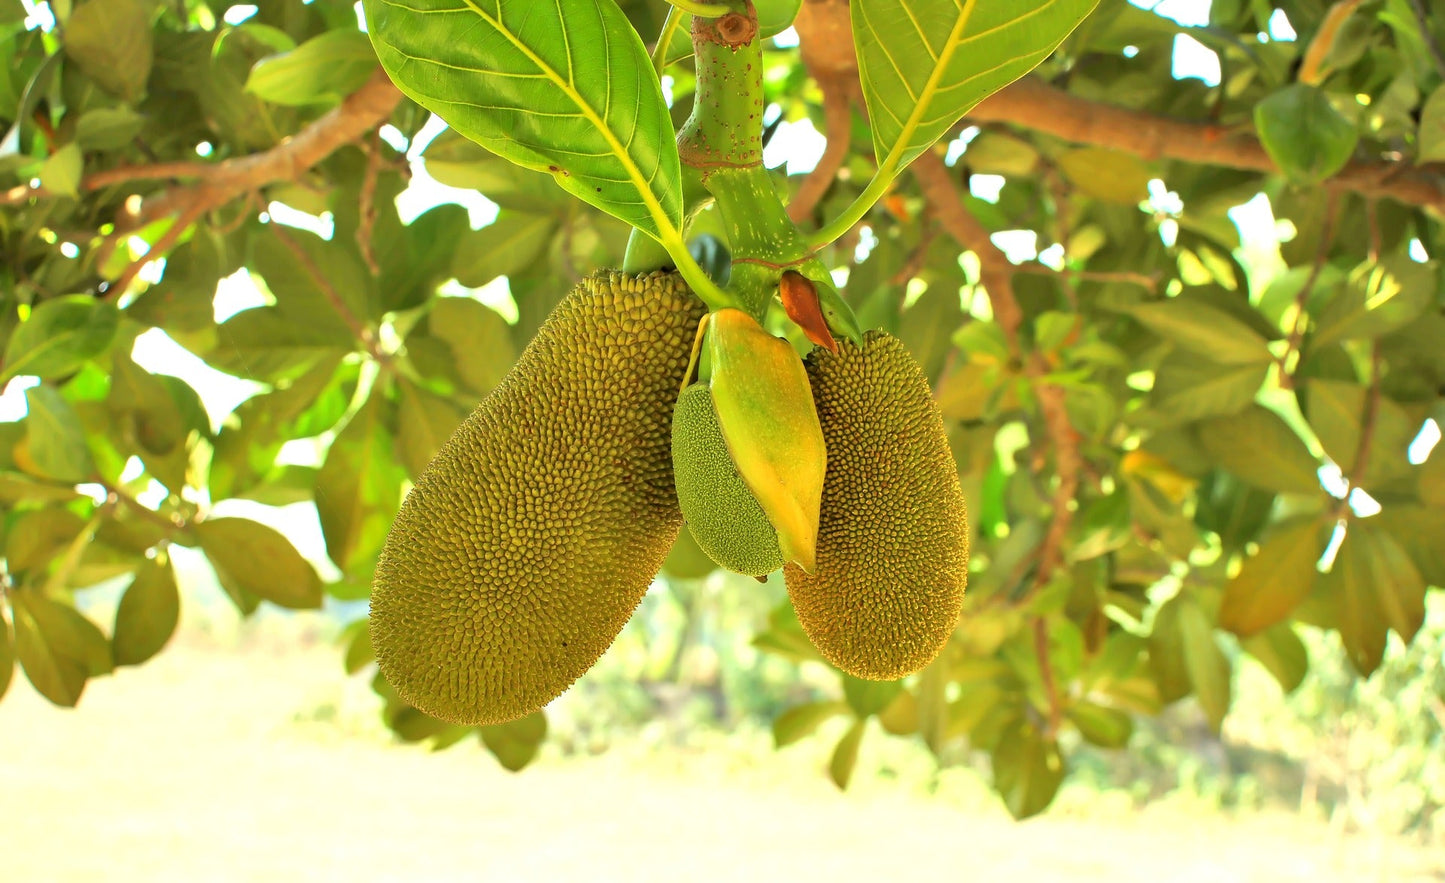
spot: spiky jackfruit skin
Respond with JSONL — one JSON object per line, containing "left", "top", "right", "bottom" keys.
{"left": 371, "top": 271, "right": 705, "bottom": 726}
{"left": 671, "top": 382, "right": 784, "bottom": 576}
{"left": 784, "top": 331, "right": 969, "bottom": 680}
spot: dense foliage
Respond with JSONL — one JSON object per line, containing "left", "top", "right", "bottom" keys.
{"left": 0, "top": 0, "right": 1441, "bottom": 821}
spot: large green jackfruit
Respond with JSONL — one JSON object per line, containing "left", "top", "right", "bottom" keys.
{"left": 370, "top": 271, "right": 705, "bottom": 726}
{"left": 784, "top": 331, "right": 969, "bottom": 680}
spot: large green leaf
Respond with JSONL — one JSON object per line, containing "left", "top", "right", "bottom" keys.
{"left": 22, "top": 385, "right": 96, "bottom": 484}
{"left": 315, "top": 396, "right": 405, "bottom": 574}
{"left": 4, "top": 507, "right": 87, "bottom": 574}
{"left": 1305, "top": 380, "right": 1417, "bottom": 490}
{"left": 842, "top": 674, "right": 904, "bottom": 718}
{"left": 364, "top": 0, "right": 683, "bottom": 240}
{"left": 426, "top": 297, "right": 517, "bottom": 396}
{"left": 245, "top": 30, "right": 377, "bottom": 106}
{"left": 1194, "top": 406, "right": 1321, "bottom": 496}
{"left": 991, "top": 718, "right": 1065, "bottom": 819}
{"left": 63, "top": 0, "right": 153, "bottom": 102}
{"left": 480, "top": 710, "right": 547, "bottom": 772}
{"left": 828, "top": 719, "right": 866, "bottom": 790}
{"left": 12, "top": 592, "right": 112, "bottom": 708}
{"left": 1254, "top": 84, "right": 1358, "bottom": 183}
{"left": 2, "top": 296, "right": 120, "bottom": 383}
{"left": 1311, "top": 257, "right": 1435, "bottom": 349}
{"left": 1176, "top": 595, "right": 1230, "bottom": 732}
{"left": 1218, "top": 516, "right": 1324, "bottom": 637}
{"left": 1128, "top": 298, "right": 1273, "bottom": 365}
{"left": 1241, "top": 622, "right": 1308, "bottom": 693}
{"left": 1319, "top": 521, "right": 1427, "bottom": 675}
{"left": 451, "top": 212, "right": 558, "bottom": 289}
{"left": 395, "top": 380, "right": 468, "bottom": 478}
{"left": 193, "top": 517, "right": 323, "bottom": 609}
{"left": 112, "top": 556, "right": 181, "bottom": 667}
{"left": 853, "top": 0, "right": 1098, "bottom": 176}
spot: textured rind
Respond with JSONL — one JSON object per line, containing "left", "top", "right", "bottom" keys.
{"left": 671, "top": 383, "right": 784, "bottom": 577}
{"left": 370, "top": 271, "right": 705, "bottom": 725}
{"left": 784, "top": 331, "right": 969, "bottom": 680}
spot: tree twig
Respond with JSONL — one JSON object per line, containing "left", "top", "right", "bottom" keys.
{"left": 1033, "top": 617, "right": 1063, "bottom": 739}
{"left": 1334, "top": 342, "right": 1383, "bottom": 521}
{"left": 268, "top": 224, "right": 392, "bottom": 370}
{"left": 103, "top": 199, "right": 209, "bottom": 299}
{"left": 1280, "top": 193, "right": 1341, "bottom": 385}
{"left": 787, "top": 73, "right": 857, "bottom": 223}
{"left": 1013, "top": 263, "right": 1160, "bottom": 291}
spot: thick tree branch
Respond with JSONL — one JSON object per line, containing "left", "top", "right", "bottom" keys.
{"left": 911, "top": 151, "right": 1082, "bottom": 606}
{"left": 968, "top": 78, "right": 1445, "bottom": 212}
{"left": 786, "top": 74, "right": 856, "bottom": 223}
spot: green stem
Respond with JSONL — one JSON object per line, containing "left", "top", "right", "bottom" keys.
{"left": 652, "top": 5, "right": 686, "bottom": 77}
{"left": 623, "top": 228, "right": 674, "bottom": 273}
{"left": 807, "top": 165, "right": 896, "bottom": 248}
{"left": 677, "top": 13, "right": 765, "bottom": 169}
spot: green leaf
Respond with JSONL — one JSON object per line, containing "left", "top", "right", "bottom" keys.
{"left": 315, "top": 397, "right": 404, "bottom": 574}
{"left": 112, "top": 556, "right": 180, "bottom": 666}
{"left": 0, "top": 608, "right": 11, "bottom": 701}
{"left": 853, "top": 0, "right": 1098, "bottom": 177}
{"left": 12, "top": 592, "right": 112, "bottom": 707}
{"left": 4, "top": 507, "right": 86, "bottom": 573}
{"left": 1420, "top": 449, "right": 1445, "bottom": 508}
{"left": 1145, "top": 353, "right": 1268, "bottom": 426}
{"left": 1373, "top": 505, "right": 1445, "bottom": 586}
{"left": 828, "top": 719, "right": 866, "bottom": 790}
{"left": 1176, "top": 595, "right": 1230, "bottom": 732}
{"left": 420, "top": 129, "right": 568, "bottom": 211}
{"left": 63, "top": 0, "right": 153, "bottom": 101}
{"left": 427, "top": 297, "right": 517, "bottom": 396}
{"left": 3, "top": 295, "right": 120, "bottom": 383}
{"left": 193, "top": 517, "right": 323, "bottom": 610}
{"left": 39, "top": 142, "right": 83, "bottom": 198}
{"left": 1218, "top": 516, "right": 1323, "bottom": 636}
{"left": 842, "top": 675, "right": 903, "bottom": 718}
{"left": 1056, "top": 147, "right": 1152, "bottom": 203}
{"left": 1306, "top": 380, "right": 1417, "bottom": 489}
{"left": 1195, "top": 405, "right": 1321, "bottom": 495}
{"left": 661, "top": 527, "right": 718, "bottom": 580}
{"left": 1254, "top": 84, "right": 1358, "bottom": 182}
{"left": 480, "top": 710, "right": 548, "bottom": 772}
{"left": 1067, "top": 701, "right": 1133, "bottom": 748}
{"left": 1127, "top": 298, "right": 1273, "bottom": 365}
{"left": 364, "top": 0, "right": 683, "bottom": 241}
{"left": 244, "top": 30, "right": 377, "bottom": 106}
{"left": 22, "top": 385, "right": 96, "bottom": 483}
{"left": 991, "top": 719, "right": 1065, "bottom": 820}
{"left": 395, "top": 380, "right": 468, "bottom": 478}
{"left": 1415, "top": 83, "right": 1445, "bottom": 163}
{"left": 1311, "top": 257, "right": 1435, "bottom": 349}
{"left": 1241, "top": 622, "right": 1308, "bottom": 693}
{"left": 451, "top": 212, "right": 559, "bottom": 289}
{"left": 75, "top": 106, "right": 145, "bottom": 150}
{"left": 1318, "top": 521, "right": 1426, "bottom": 676}
{"left": 343, "top": 620, "right": 374, "bottom": 674}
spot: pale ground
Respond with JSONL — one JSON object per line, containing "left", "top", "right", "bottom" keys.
{"left": 3, "top": 633, "right": 1441, "bottom": 883}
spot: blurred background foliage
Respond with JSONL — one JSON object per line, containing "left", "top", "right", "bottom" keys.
{"left": 0, "top": 0, "right": 1441, "bottom": 831}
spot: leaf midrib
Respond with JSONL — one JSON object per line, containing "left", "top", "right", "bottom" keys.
{"left": 452, "top": 0, "right": 678, "bottom": 240}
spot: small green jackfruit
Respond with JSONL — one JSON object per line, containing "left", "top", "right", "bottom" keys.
{"left": 784, "top": 331, "right": 969, "bottom": 680}
{"left": 671, "top": 382, "right": 785, "bottom": 576}
{"left": 371, "top": 270, "right": 704, "bottom": 726}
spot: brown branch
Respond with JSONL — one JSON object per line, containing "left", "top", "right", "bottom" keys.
{"left": 137, "top": 68, "right": 403, "bottom": 225}
{"left": 911, "top": 151, "right": 1082, "bottom": 605}
{"left": 1334, "top": 342, "right": 1383, "bottom": 521}
{"left": 1033, "top": 617, "right": 1062, "bottom": 739}
{"left": 968, "top": 77, "right": 1445, "bottom": 211}
{"left": 101, "top": 480, "right": 185, "bottom": 532}
{"left": 357, "top": 136, "right": 384, "bottom": 276}
{"left": 1280, "top": 193, "right": 1341, "bottom": 385}
{"left": 269, "top": 224, "right": 392, "bottom": 370}
{"left": 104, "top": 199, "right": 209, "bottom": 299}
{"left": 787, "top": 73, "right": 857, "bottom": 223}
{"left": 0, "top": 161, "right": 213, "bottom": 206}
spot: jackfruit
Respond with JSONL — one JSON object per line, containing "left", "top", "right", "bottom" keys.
{"left": 784, "top": 331, "right": 969, "bottom": 680}
{"left": 671, "top": 382, "right": 785, "bottom": 576}
{"left": 370, "top": 270, "right": 704, "bottom": 726}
